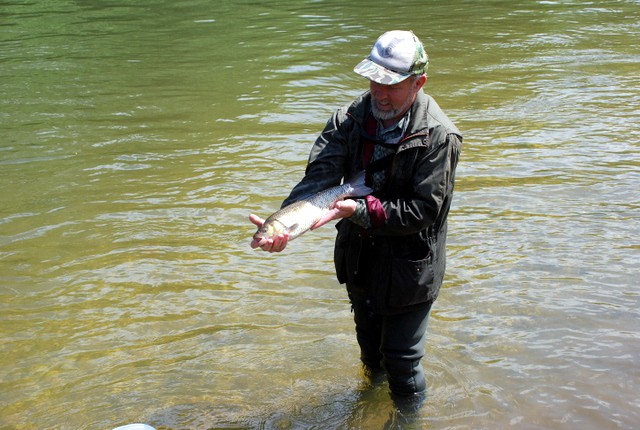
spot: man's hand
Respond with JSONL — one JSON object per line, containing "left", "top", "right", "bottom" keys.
{"left": 249, "top": 214, "right": 289, "bottom": 253}
{"left": 311, "top": 199, "right": 357, "bottom": 230}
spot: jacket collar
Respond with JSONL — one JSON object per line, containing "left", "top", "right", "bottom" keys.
{"left": 349, "top": 90, "right": 432, "bottom": 150}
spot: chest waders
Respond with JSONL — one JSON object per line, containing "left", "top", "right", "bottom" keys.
{"left": 351, "top": 114, "right": 430, "bottom": 404}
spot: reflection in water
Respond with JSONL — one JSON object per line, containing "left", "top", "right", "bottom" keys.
{"left": 1, "top": 0, "right": 639, "bottom": 429}
{"left": 144, "top": 371, "right": 421, "bottom": 430}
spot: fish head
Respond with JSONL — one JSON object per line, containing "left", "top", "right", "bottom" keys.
{"left": 253, "top": 219, "right": 283, "bottom": 241}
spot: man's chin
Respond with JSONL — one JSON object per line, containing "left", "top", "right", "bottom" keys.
{"left": 371, "top": 107, "right": 397, "bottom": 121}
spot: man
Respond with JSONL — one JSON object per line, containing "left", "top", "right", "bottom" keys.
{"left": 250, "top": 30, "right": 462, "bottom": 405}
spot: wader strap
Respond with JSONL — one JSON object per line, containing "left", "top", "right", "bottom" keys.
{"left": 362, "top": 115, "right": 397, "bottom": 187}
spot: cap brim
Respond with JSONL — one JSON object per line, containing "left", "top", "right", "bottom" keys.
{"left": 353, "top": 59, "right": 411, "bottom": 85}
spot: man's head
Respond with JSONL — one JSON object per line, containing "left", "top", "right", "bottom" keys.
{"left": 355, "top": 31, "right": 428, "bottom": 123}
{"left": 354, "top": 30, "right": 428, "bottom": 85}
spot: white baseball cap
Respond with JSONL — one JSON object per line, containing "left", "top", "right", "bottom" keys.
{"left": 354, "top": 30, "right": 428, "bottom": 85}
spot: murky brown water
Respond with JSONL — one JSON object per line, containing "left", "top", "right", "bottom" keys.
{"left": 1, "top": 1, "right": 639, "bottom": 429}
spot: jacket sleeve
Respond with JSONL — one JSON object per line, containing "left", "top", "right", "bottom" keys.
{"left": 281, "top": 106, "right": 351, "bottom": 208}
{"left": 373, "top": 132, "right": 462, "bottom": 236}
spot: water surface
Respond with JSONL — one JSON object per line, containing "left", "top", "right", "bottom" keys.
{"left": 1, "top": 1, "right": 639, "bottom": 429}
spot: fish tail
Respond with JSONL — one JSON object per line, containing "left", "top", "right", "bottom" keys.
{"left": 346, "top": 171, "right": 373, "bottom": 196}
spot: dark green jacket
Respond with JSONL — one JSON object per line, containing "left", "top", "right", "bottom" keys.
{"left": 283, "top": 89, "right": 462, "bottom": 314}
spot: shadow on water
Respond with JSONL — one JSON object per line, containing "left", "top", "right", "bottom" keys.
{"left": 143, "top": 375, "right": 423, "bottom": 430}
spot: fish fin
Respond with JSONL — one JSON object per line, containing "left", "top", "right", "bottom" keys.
{"left": 346, "top": 171, "right": 374, "bottom": 197}
{"left": 285, "top": 223, "right": 299, "bottom": 234}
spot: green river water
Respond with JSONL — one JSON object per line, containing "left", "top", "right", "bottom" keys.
{"left": 1, "top": 1, "right": 639, "bottom": 429}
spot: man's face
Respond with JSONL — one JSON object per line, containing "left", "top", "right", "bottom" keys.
{"left": 370, "top": 75, "right": 426, "bottom": 123}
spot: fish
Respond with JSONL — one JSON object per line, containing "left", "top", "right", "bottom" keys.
{"left": 253, "top": 171, "right": 373, "bottom": 242}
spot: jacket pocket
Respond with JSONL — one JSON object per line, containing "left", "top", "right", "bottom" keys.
{"left": 334, "top": 221, "right": 348, "bottom": 284}
{"left": 387, "top": 253, "right": 434, "bottom": 308}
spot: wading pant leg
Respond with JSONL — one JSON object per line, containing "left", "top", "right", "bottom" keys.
{"left": 380, "top": 303, "right": 432, "bottom": 397}
{"left": 351, "top": 299, "right": 384, "bottom": 370}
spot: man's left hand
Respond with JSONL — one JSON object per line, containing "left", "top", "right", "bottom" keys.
{"left": 311, "top": 199, "right": 357, "bottom": 230}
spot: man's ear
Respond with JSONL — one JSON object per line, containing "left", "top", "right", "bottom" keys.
{"left": 415, "top": 74, "right": 427, "bottom": 90}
